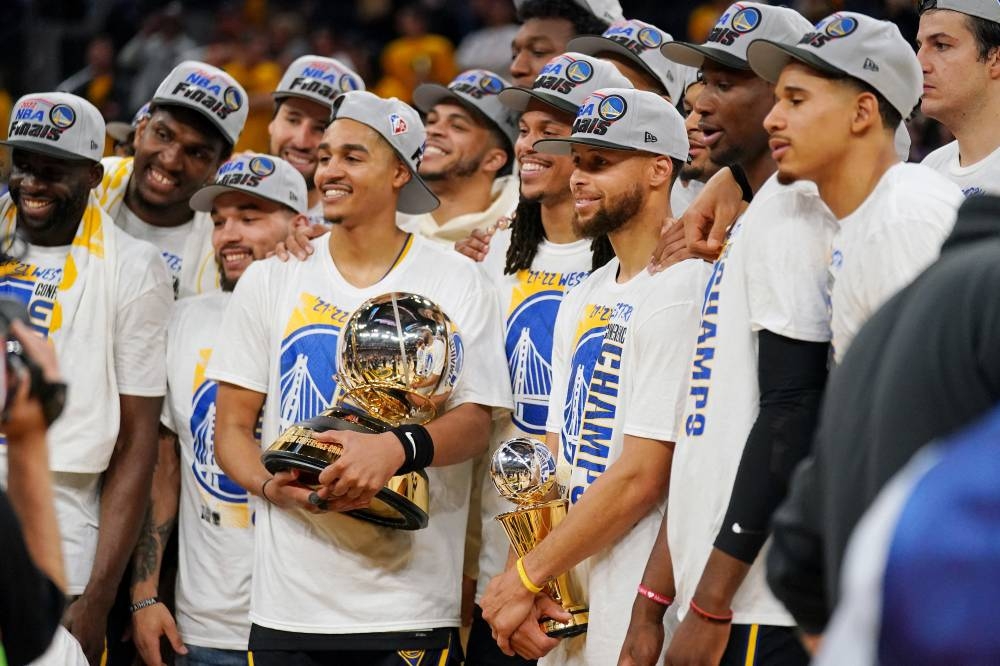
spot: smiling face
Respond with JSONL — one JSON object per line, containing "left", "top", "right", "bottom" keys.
{"left": 516, "top": 101, "right": 576, "bottom": 204}
{"left": 916, "top": 9, "right": 994, "bottom": 126}
{"left": 8, "top": 149, "right": 102, "bottom": 244}
{"left": 680, "top": 80, "right": 714, "bottom": 182}
{"left": 764, "top": 63, "right": 861, "bottom": 186}
{"left": 695, "top": 61, "right": 774, "bottom": 167}
{"left": 510, "top": 18, "right": 576, "bottom": 87}
{"left": 131, "top": 106, "right": 228, "bottom": 213}
{"left": 419, "top": 101, "right": 495, "bottom": 181}
{"left": 268, "top": 96, "right": 331, "bottom": 191}
{"left": 569, "top": 145, "right": 653, "bottom": 238}
{"left": 313, "top": 118, "right": 411, "bottom": 225}
{"left": 211, "top": 191, "right": 296, "bottom": 290}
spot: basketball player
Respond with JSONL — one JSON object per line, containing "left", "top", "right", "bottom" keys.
{"left": 129, "top": 154, "right": 307, "bottom": 666}
{"left": 480, "top": 87, "right": 707, "bottom": 665}
{"left": 0, "top": 92, "right": 172, "bottom": 664}
{"left": 209, "top": 91, "right": 511, "bottom": 665}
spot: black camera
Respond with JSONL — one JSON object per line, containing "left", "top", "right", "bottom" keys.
{"left": 0, "top": 298, "right": 67, "bottom": 426}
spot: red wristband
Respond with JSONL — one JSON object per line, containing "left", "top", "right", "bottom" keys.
{"left": 689, "top": 599, "right": 734, "bottom": 623}
{"left": 637, "top": 584, "right": 673, "bottom": 607}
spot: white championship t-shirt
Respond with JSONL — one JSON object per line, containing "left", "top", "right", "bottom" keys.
{"left": 0, "top": 232, "right": 172, "bottom": 594}
{"left": 475, "top": 234, "right": 593, "bottom": 604}
{"left": 116, "top": 204, "right": 191, "bottom": 294}
{"left": 668, "top": 176, "right": 837, "bottom": 627}
{"left": 543, "top": 256, "right": 709, "bottom": 665}
{"left": 922, "top": 140, "right": 1000, "bottom": 197}
{"left": 206, "top": 233, "right": 512, "bottom": 634}
{"left": 829, "top": 163, "right": 962, "bottom": 362}
{"left": 670, "top": 178, "right": 705, "bottom": 218}
{"left": 163, "top": 291, "right": 254, "bottom": 650}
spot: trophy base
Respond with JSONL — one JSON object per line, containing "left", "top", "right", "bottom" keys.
{"left": 261, "top": 408, "right": 429, "bottom": 530}
{"left": 542, "top": 605, "right": 589, "bottom": 638}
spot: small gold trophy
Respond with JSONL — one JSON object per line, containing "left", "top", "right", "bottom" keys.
{"left": 261, "top": 292, "right": 461, "bottom": 530}
{"left": 491, "top": 437, "right": 589, "bottom": 637}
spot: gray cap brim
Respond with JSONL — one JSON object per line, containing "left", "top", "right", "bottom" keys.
{"left": 106, "top": 121, "right": 132, "bottom": 143}
{"left": 534, "top": 136, "right": 639, "bottom": 155}
{"left": 151, "top": 99, "right": 236, "bottom": 147}
{"left": 567, "top": 35, "right": 664, "bottom": 87}
{"left": 397, "top": 171, "right": 440, "bottom": 215}
{"left": 498, "top": 87, "right": 578, "bottom": 115}
{"left": 0, "top": 139, "right": 99, "bottom": 163}
{"left": 660, "top": 41, "right": 751, "bottom": 71}
{"left": 189, "top": 183, "right": 291, "bottom": 213}
{"left": 746, "top": 40, "right": 845, "bottom": 84}
{"left": 271, "top": 90, "right": 336, "bottom": 111}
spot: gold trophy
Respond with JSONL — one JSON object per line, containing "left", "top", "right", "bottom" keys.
{"left": 491, "top": 437, "right": 589, "bottom": 637}
{"left": 261, "top": 292, "right": 461, "bottom": 530}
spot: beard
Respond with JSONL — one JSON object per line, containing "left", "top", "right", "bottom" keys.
{"left": 215, "top": 255, "right": 237, "bottom": 292}
{"left": 681, "top": 161, "right": 706, "bottom": 183}
{"left": 573, "top": 184, "right": 645, "bottom": 239}
{"left": 420, "top": 153, "right": 483, "bottom": 182}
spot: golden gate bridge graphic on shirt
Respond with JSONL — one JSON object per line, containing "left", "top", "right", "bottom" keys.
{"left": 510, "top": 327, "right": 554, "bottom": 426}
{"left": 279, "top": 352, "right": 334, "bottom": 429}
{"left": 562, "top": 364, "right": 588, "bottom": 447}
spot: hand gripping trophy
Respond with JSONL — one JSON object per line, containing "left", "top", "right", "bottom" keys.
{"left": 261, "top": 292, "right": 461, "bottom": 530}
{"left": 491, "top": 437, "right": 589, "bottom": 636}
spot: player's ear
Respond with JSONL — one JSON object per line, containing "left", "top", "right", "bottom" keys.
{"left": 392, "top": 157, "right": 413, "bottom": 192}
{"left": 851, "top": 91, "right": 881, "bottom": 135}
{"left": 648, "top": 154, "right": 673, "bottom": 189}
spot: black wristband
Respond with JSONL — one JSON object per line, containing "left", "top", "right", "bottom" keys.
{"left": 391, "top": 424, "right": 435, "bottom": 474}
{"left": 129, "top": 596, "right": 159, "bottom": 613}
{"left": 728, "top": 163, "right": 754, "bottom": 203}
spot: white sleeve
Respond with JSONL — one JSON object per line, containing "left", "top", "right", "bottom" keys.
{"left": 205, "top": 261, "right": 271, "bottom": 393}
{"left": 623, "top": 298, "right": 701, "bottom": 443}
{"left": 544, "top": 291, "right": 578, "bottom": 436}
{"left": 114, "top": 250, "right": 172, "bottom": 396}
{"left": 445, "top": 281, "right": 514, "bottom": 411}
{"left": 746, "top": 193, "right": 834, "bottom": 343}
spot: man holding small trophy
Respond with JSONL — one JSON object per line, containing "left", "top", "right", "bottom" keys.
{"left": 209, "top": 90, "right": 511, "bottom": 665}
{"left": 480, "top": 89, "right": 710, "bottom": 665}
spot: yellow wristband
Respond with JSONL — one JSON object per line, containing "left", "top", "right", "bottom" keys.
{"left": 516, "top": 557, "right": 543, "bottom": 594}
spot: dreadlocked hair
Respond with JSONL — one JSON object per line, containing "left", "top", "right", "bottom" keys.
{"left": 504, "top": 198, "right": 616, "bottom": 275}
{"left": 589, "top": 235, "right": 615, "bottom": 271}
{"left": 505, "top": 198, "right": 546, "bottom": 275}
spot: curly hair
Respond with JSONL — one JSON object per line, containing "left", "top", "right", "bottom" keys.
{"left": 516, "top": 0, "right": 610, "bottom": 36}
{"left": 504, "top": 198, "right": 614, "bottom": 275}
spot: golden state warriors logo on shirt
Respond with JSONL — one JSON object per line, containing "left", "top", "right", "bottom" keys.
{"left": 0, "top": 258, "right": 64, "bottom": 336}
{"left": 506, "top": 269, "right": 588, "bottom": 435}
{"left": 190, "top": 348, "right": 251, "bottom": 527}
{"left": 278, "top": 293, "right": 350, "bottom": 429}
{"left": 563, "top": 302, "right": 632, "bottom": 503}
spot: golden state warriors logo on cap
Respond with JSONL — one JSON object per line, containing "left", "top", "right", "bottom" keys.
{"left": 480, "top": 73, "right": 505, "bottom": 95}
{"left": 223, "top": 86, "right": 243, "bottom": 112}
{"left": 339, "top": 74, "right": 361, "bottom": 92}
{"left": 732, "top": 6, "right": 762, "bottom": 33}
{"left": 566, "top": 60, "right": 594, "bottom": 83}
{"left": 824, "top": 15, "right": 858, "bottom": 37}
{"left": 49, "top": 104, "right": 76, "bottom": 130}
{"left": 637, "top": 27, "right": 663, "bottom": 48}
{"left": 598, "top": 94, "right": 627, "bottom": 121}
{"left": 249, "top": 155, "right": 275, "bottom": 177}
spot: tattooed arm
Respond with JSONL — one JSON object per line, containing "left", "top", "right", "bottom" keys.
{"left": 130, "top": 425, "right": 188, "bottom": 666}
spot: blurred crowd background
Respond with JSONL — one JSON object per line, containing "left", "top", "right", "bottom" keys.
{"left": 0, "top": 0, "right": 951, "bottom": 158}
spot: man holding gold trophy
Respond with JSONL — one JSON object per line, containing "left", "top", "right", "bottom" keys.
{"left": 208, "top": 90, "right": 511, "bottom": 665}
{"left": 481, "top": 88, "right": 710, "bottom": 664}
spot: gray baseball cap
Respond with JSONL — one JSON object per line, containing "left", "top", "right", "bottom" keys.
{"left": 274, "top": 55, "right": 365, "bottom": 110}
{"left": 662, "top": 3, "right": 812, "bottom": 71}
{"left": 152, "top": 61, "right": 249, "bottom": 146}
{"left": 190, "top": 153, "right": 308, "bottom": 214}
{"left": 535, "top": 87, "right": 689, "bottom": 160}
{"left": 567, "top": 19, "right": 688, "bottom": 102}
{"left": 413, "top": 69, "right": 519, "bottom": 148}
{"left": 331, "top": 91, "right": 439, "bottom": 215}
{"left": 917, "top": 0, "right": 1000, "bottom": 22}
{"left": 3, "top": 92, "right": 105, "bottom": 162}
{"left": 747, "top": 12, "right": 923, "bottom": 118}
{"left": 499, "top": 52, "right": 634, "bottom": 116}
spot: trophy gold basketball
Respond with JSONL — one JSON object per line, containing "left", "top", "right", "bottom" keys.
{"left": 261, "top": 292, "right": 461, "bottom": 530}
{"left": 491, "top": 437, "right": 589, "bottom": 637}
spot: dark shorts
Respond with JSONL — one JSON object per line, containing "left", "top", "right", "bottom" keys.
{"left": 720, "top": 624, "right": 809, "bottom": 666}
{"left": 248, "top": 625, "right": 462, "bottom": 666}
{"left": 465, "top": 605, "right": 536, "bottom": 666}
